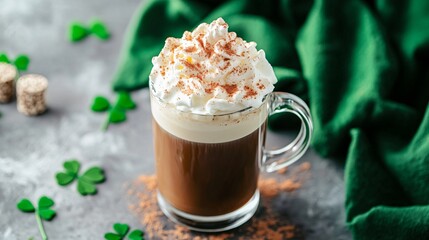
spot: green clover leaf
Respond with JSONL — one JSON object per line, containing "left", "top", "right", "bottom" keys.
{"left": 92, "top": 92, "right": 136, "bottom": 131}
{"left": 55, "top": 172, "right": 75, "bottom": 185}
{"left": 64, "top": 160, "right": 80, "bottom": 175}
{"left": 38, "top": 209, "right": 56, "bottom": 221}
{"left": 77, "top": 179, "right": 97, "bottom": 195}
{"left": 17, "top": 199, "right": 35, "bottom": 212}
{"left": 116, "top": 92, "right": 136, "bottom": 110}
{"left": 55, "top": 159, "right": 106, "bottom": 196}
{"left": 37, "top": 196, "right": 56, "bottom": 221}
{"left": 91, "top": 96, "right": 110, "bottom": 112}
{"left": 113, "top": 223, "right": 130, "bottom": 237}
{"left": 69, "top": 22, "right": 90, "bottom": 42}
{"left": 128, "top": 230, "right": 144, "bottom": 240}
{"left": 14, "top": 55, "right": 30, "bottom": 71}
{"left": 104, "top": 223, "right": 143, "bottom": 240}
{"left": 104, "top": 233, "right": 122, "bottom": 240}
{"left": 90, "top": 20, "right": 110, "bottom": 40}
{"left": 0, "top": 53, "right": 10, "bottom": 63}
{"left": 80, "top": 167, "right": 105, "bottom": 183}
{"left": 77, "top": 167, "right": 105, "bottom": 195}
{"left": 17, "top": 196, "right": 56, "bottom": 240}
{"left": 55, "top": 160, "right": 80, "bottom": 186}
{"left": 38, "top": 196, "right": 54, "bottom": 209}
{"left": 109, "top": 107, "right": 127, "bottom": 123}
{"left": 0, "top": 53, "right": 31, "bottom": 70}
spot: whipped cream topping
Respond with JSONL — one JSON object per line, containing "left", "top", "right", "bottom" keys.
{"left": 149, "top": 18, "right": 277, "bottom": 114}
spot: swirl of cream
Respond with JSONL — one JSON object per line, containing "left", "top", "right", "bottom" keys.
{"left": 150, "top": 18, "right": 277, "bottom": 114}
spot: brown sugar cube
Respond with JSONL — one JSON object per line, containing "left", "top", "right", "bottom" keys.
{"left": 16, "top": 74, "right": 48, "bottom": 116}
{"left": 0, "top": 63, "right": 18, "bottom": 103}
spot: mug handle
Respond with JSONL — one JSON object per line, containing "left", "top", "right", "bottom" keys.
{"left": 261, "top": 92, "right": 313, "bottom": 172}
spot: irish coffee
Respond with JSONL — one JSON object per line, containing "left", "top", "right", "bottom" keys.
{"left": 148, "top": 18, "right": 313, "bottom": 231}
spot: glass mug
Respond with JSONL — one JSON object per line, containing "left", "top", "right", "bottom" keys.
{"left": 150, "top": 85, "right": 313, "bottom": 232}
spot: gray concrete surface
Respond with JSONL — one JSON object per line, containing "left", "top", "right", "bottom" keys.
{"left": 0, "top": 0, "right": 351, "bottom": 239}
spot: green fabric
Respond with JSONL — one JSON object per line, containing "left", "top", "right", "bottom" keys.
{"left": 113, "top": 0, "right": 429, "bottom": 239}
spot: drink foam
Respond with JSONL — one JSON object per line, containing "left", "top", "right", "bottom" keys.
{"left": 151, "top": 93, "right": 268, "bottom": 143}
{"left": 149, "top": 18, "right": 277, "bottom": 115}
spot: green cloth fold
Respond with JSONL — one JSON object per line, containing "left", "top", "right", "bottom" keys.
{"left": 113, "top": 0, "right": 429, "bottom": 239}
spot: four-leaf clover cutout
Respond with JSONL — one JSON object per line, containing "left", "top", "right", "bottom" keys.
{"left": 104, "top": 223, "right": 145, "bottom": 240}
{"left": 55, "top": 159, "right": 106, "bottom": 195}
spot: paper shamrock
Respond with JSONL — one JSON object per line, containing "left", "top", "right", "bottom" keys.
{"left": 0, "top": 52, "right": 30, "bottom": 70}
{"left": 69, "top": 19, "right": 110, "bottom": 42}
{"left": 90, "top": 92, "right": 136, "bottom": 131}
{"left": 104, "top": 223, "right": 145, "bottom": 240}
{"left": 55, "top": 159, "right": 105, "bottom": 195}
{"left": 17, "top": 196, "right": 56, "bottom": 240}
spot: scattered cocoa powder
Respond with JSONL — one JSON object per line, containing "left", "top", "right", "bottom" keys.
{"left": 183, "top": 31, "right": 192, "bottom": 41}
{"left": 258, "top": 178, "right": 279, "bottom": 198}
{"left": 221, "top": 84, "right": 238, "bottom": 96}
{"left": 127, "top": 162, "right": 311, "bottom": 239}
{"left": 223, "top": 41, "right": 236, "bottom": 56}
{"left": 138, "top": 175, "right": 157, "bottom": 191}
{"left": 218, "top": 61, "right": 231, "bottom": 72}
{"left": 205, "top": 82, "right": 219, "bottom": 94}
{"left": 171, "top": 24, "right": 268, "bottom": 101}
{"left": 244, "top": 86, "right": 257, "bottom": 98}
{"left": 176, "top": 80, "right": 193, "bottom": 96}
{"left": 197, "top": 35, "right": 214, "bottom": 57}
{"left": 256, "top": 81, "right": 266, "bottom": 90}
{"left": 184, "top": 46, "right": 197, "bottom": 53}
{"left": 277, "top": 167, "right": 288, "bottom": 174}
{"left": 279, "top": 179, "right": 302, "bottom": 192}
{"left": 258, "top": 178, "right": 301, "bottom": 198}
{"left": 181, "top": 59, "right": 200, "bottom": 72}
{"left": 298, "top": 162, "right": 311, "bottom": 172}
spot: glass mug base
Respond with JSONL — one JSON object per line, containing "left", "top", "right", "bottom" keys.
{"left": 157, "top": 190, "right": 260, "bottom": 232}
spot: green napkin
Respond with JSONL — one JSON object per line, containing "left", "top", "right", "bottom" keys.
{"left": 113, "top": 0, "right": 429, "bottom": 239}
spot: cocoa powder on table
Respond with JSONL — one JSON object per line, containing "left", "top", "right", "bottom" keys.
{"left": 127, "top": 162, "right": 311, "bottom": 240}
